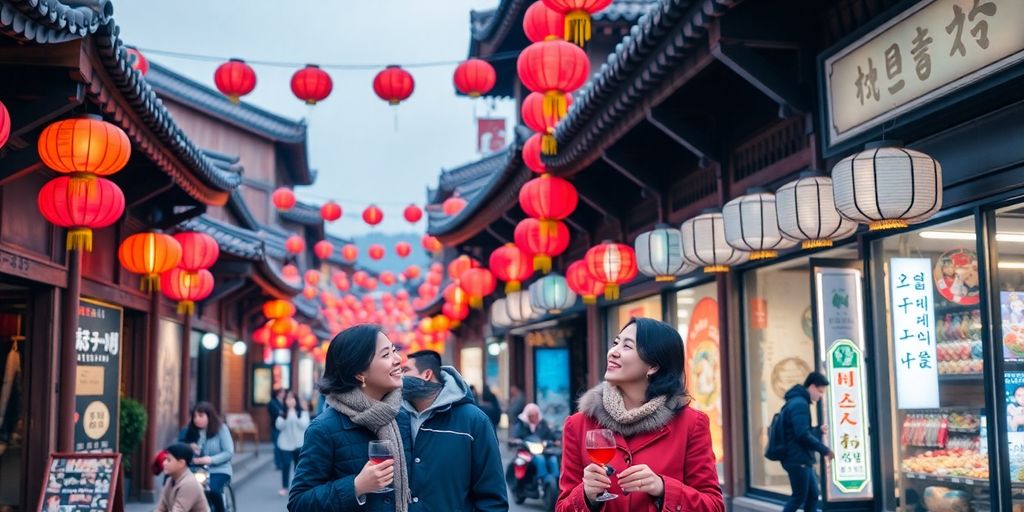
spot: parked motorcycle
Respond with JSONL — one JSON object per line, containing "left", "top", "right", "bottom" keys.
{"left": 506, "top": 434, "right": 562, "bottom": 510}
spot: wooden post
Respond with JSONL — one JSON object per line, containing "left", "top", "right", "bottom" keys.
{"left": 57, "top": 248, "right": 82, "bottom": 452}
{"left": 585, "top": 304, "right": 602, "bottom": 388}
{"left": 143, "top": 291, "right": 161, "bottom": 496}
{"left": 179, "top": 313, "right": 192, "bottom": 426}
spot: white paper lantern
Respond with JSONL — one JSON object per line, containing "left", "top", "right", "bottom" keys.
{"left": 529, "top": 273, "right": 577, "bottom": 314}
{"left": 490, "top": 298, "right": 512, "bottom": 328}
{"left": 723, "top": 190, "right": 798, "bottom": 261}
{"left": 635, "top": 225, "right": 695, "bottom": 281}
{"left": 832, "top": 141, "right": 942, "bottom": 231}
{"left": 681, "top": 210, "right": 748, "bottom": 273}
{"left": 505, "top": 290, "right": 540, "bottom": 324}
{"left": 776, "top": 172, "right": 859, "bottom": 249}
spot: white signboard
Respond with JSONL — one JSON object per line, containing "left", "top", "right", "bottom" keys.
{"left": 889, "top": 258, "right": 940, "bottom": 409}
{"left": 824, "top": 0, "right": 1024, "bottom": 147}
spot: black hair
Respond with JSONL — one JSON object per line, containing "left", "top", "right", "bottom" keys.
{"left": 165, "top": 442, "right": 194, "bottom": 466}
{"left": 407, "top": 350, "right": 443, "bottom": 382}
{"left": 318, "top": 324, "right": 384, "bottom": 395}
{"left": 804, "top": 371, "right": 830, "bottom": 387}
{"left": 624, "top": 317, "right": 687, "bottom": 405}
{"left": 183, "top": 401, "right": 222, "bottom": 443}
{"left": 281, "top": 389, "right": 305, "bottom": 416}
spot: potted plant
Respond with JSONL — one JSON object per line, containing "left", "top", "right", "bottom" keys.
{"left": 119, "top": 396, "right": 148, "bottom": 496}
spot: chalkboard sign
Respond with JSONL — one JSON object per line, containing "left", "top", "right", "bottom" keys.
{"left": 37, "top": 453, "right": 123, "bottom": 512}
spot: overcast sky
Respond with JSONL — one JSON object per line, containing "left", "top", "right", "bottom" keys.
{"left": 114, "top": 0, "right": 515, "bottom": 237}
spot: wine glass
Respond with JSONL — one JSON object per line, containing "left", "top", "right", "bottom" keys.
{"left": 368, "top": 440, "right": 395, "bottom": 493}
{"left": 585, "top": 429, "right": 619, "bottom": 502}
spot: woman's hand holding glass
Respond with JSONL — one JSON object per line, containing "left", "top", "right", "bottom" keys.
{"left": 354, "top": 458, "right": 395, "bottom": 497}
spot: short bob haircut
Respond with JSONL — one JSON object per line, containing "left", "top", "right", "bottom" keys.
{"left": 318, "top": 324, "right": 385, "bottom": 395}
{"left": 623, "top": 317, "right": 687, "bottom": 406}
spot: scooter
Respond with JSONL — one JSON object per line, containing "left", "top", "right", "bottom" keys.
{"left": 191, "top": 465, "right": 236, "bottom": 512}
{"left": 506, "top": 434, "right": 561, "bottom": 510}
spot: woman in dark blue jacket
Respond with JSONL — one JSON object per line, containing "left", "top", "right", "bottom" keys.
{"left": 288, "top": 325, "right": 414, "bottom": 512}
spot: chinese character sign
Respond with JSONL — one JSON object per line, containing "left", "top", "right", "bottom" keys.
{"left": 75, "top": 298, "right": 123, "bottom": 453}
{"left": 824, "top": 0, "right": 1024, "bottom": 148}
{"left": 826, "top": 340, "right": 871, "bottom": 493}
{"left": 890, "top": 258, "right": 940, "bottom": 409}
{"left": 477, "top": 118, "right": 507, "bottom": 155}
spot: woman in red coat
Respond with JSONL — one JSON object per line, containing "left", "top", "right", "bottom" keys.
{"left": 556, "top": 317, "right": 724, "bottom": 512}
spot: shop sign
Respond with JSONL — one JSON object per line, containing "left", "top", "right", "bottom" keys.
{"left": 823, "top": 0, "right": 1024, "bottom": 149}
{"left": 38, "top": 453, "right": 123, "bottom": 512}
{"left": 75, "top": 298, "right": 123, "bottom": 453}
{"left": 686, "top": 298, "right": 724, "bottom": 466}
{"left": 890, "top": 258, "right": 940, "bottom": 409}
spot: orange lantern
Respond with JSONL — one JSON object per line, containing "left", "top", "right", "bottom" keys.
{"left": 341, "top": 244, "right": 359, "bottom": 261}
{"left": 422, "top": 235, "right": 443, "bottom": 254}
{"left": 38, "top": 116, "right": 131, "bottom": 176}
{"left": 272, "top": 188, "right": 296, "bottom": 211}
{"left": 442, "top": 194, "right": 467, "bottom": 216}
{"left": 443, "top": 283, "right": 468, "bottom": 308}
{"left": 404, "top": 265, "right": 421, "bottom": 280}
{"left": 584, "top": 241, "right": 638, "bottom": 300}
{"left": 119, "top": 232, "right": 182, "bottom": 291}
{"left": 447, "top": 255, "right": 479, "bottom": 281}
{"left": 160, "top": 268, "right": 214, "bottom": 315}
{"left": 432, "top": 315, "right": 451, "bottom": 333}
{"left": 285, "top": 235, "right": 306, "bottom": 255}
{"left": 270, "top": 317, "right": 298, "bottom": 336}
{"left": 460, "top": 268, "right": 496, "bottom": 308}
{"left": 263, "top": 299, "right": 296, "bottom": 319}
{"left": 270, "top": 333, "right": 293, "bottom": 350}
{"left": 314, "top": 240, "right": 334, "bottom": 260}
{"left": 173, "top": 232, "right": 219, "bottom": 271}
{"left": 514, "top": 218, "right": 570, "bottom": 273}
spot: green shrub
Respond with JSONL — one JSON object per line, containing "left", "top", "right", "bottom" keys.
{"left": 119, "top": 396, "right": 148, "bottom": 471}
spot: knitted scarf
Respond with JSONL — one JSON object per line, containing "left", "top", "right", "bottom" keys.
{"left": 327, "top": 388, "right": 410, "bottom": 511}
{"left": 578, "top": 382, "right": 688, "bottom": 437}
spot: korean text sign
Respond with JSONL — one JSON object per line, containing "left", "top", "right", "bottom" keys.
{"left": 890, "top": 258, "right": 940, "bottom": 409}
{"left": 75, "top": 298, "right": 123, "bottom": 452}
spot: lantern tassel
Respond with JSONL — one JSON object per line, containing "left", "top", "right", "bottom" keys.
{"left": 604, "top": 284, "right": 620, "bottom": 301}
{"left": 543, "top": 91, "right": 568, "bottom": 120}
{"left": 564, "top": 10, "right": 593, "bottom": 47}
{"left": 177, "top": 300, "right": 195, "bottom": 316}
{"left": 470, "top": 296, "right": 483, "bottom": 309}
{"left": 228, "top": 95, "right": 241, "bottom": 105}
{"left": 140, "top": 274, "right": 160, "bottom": 293}
{"left": 534, "top": 254, "right": 552, "bottom": 274}
{"left": 582, "top": 295, "right": 597, "bottom": 305}
{"left": 505, "top": 282, "right": 521, "bottom": 294}
{"left": 542, "top": 134, "right": 558, "bottom": 155}
{"left": 66, "top": 228, "right": 93, "bottom": 252}
{"left": 451, "top": 320, "right": 461, "bottom": 330}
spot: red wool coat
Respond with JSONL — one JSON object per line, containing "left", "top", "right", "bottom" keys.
{"left": 556, "top": 405, "right": 724, "bottom": 512}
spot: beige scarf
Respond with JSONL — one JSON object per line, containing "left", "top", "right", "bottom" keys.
{"left": 327, "top": 388, "right": 410, "bottom": 512}
{"left": 579, "top": 382, "right": 687, "bottom": 437}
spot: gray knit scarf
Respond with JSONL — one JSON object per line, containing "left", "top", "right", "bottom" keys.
{"left": 578, "top": 382, "right": 688, "bottom": 437}
{"left": 327, "top": 388, "right": 410, "bottom": 511}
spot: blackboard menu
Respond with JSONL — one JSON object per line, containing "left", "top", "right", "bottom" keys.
{"left": 75, "top": 298, "right": 123, "bottom": 452}
{"left": 37, "top": 453, "right": 122, "bottom": 512}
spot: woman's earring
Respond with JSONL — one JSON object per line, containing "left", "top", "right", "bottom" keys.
{"left": 360, "top": 379, "right": 367, "bottom": 388}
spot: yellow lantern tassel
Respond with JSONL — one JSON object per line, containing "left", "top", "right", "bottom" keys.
{"left": 140, "top": 274, "right": 160, "bottom": 293}
{"left": 655, "top": 276, "right": 675, "bottom": 282}
{"left": 704, "top": 265, "right": 730, "bottom": 273}
{"left": 869, "top": 219, "right": 908, "bottom": 231}
{"left": 802, "top": 239, "right": 834, "bottom": 250}
{"left": 542, "top": 134, "right": 558, "bottom": 155}
{"left": 564, "top": 10, "right": 592, "bottom": 47}
{"left": 177, "top": 300, "right": 195, "bottom": 316}
{"left": 604, "top": 284, "right": 620, "bottom": 301}
{"left": 66, "top": 228, "right": 93, "bottom": 252}
{"left": 543, "top": 91, "right": 568, "bottom": 119}
{"left": 534, "top": 254, "right": 552, "bottom": 273}
{"left": 582, "top": 295, "right": 597, "bottom": 305}
{"left": 228, "top": 95, "right": 241, "bottom": 105}
{"left": 451, "top": 320, "right": 461, "bottom": 330}
{"left": 505, "top": 281, "right": 521, "bottom": 294}
{"left": 749, "top": 250, "right": 778, "bottom": 261}
{"left": 470, "top": 296, "right": 484, "bottom": 309}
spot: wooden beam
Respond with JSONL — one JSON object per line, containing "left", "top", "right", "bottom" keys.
{"left": 708, "top": 20, "right": 809, "bottom": 113}
{"left": 644, "top": 108, "right": 720, "bottom": 164}
{"left": 600, "top": 151, "right": 667, "bottom": 222}
{"left": 5, "top": 82, "right": 85, "bottom": 142}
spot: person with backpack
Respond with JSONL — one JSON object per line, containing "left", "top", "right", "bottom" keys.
{"left": 766, "top": 371, "right": 833, "bottom": 512}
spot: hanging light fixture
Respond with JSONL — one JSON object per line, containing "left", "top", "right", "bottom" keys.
{"left": 566, "top": 260, "right": 604, "bottom": 304}
{"left": 529, "top": 273, "right": 577, "bottom": 314}
{"left": 722, "top": 190, "right": 797, "bottom": 261}
{"left": 775, "top": 171, "right": 859, "bottom": 249}
{"left": 584, "top": 242, "right": 637, "bottom": 300}
{"left": 831, "top": 141, "right": 942, "bottom": 231}
{"left": 635, "top": 225, "right": 693, "bottom": 281}
{"left": 490, "top": 298, "right": 513, "bottom": 328}
{"left": 504, "top": 290, "right": 540, "bottom": 324}
{"left": 489, "top": 243, "right": 534, "bottom": 293}
{"left": 290, "top": 64, "right": 333, "bottom": 105}
{"left": 118, "top": 231, "right": 183, "bottom": 291}
{"left": 681, "top": 209, "right": 748, "bottom": 273}
{"left": 214, "top": 59, "right": 257, "bottom": 104}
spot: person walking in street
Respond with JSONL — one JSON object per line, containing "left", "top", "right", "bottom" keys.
{"left": 510, "top": 402, "right": 560, "bottom": 482}
{"left": 275, "top": 389, "right": 310, "bottom": 496}
{"left": 268, "top": 388, "right": 285, "bottom": 472}
{"left": 401, "top": 350, "right": 508, "bottom": 511}
{"left": 479, "top": 386, "right": 502, "bottom": 431}
{"left": 779, "top": 372, "right": 833, "bottom": 512}
{"left": 506, "top": 386, "right": 526, "bottom": 431}
{"left": 179, "top": 402, "right": 234, "bottom": 512}
{"left": 556, "top": 317, "right": 724, "bottom": 512}
{"left": 288, "top": 324, "right": 411, "bottom": 512}
{"left": 155, "top": 443, "right": 210, "bottom": 512}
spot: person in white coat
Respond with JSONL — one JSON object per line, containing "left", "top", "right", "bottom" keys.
{"left": 275, "top": 390, "right": 310, "bottom": 495}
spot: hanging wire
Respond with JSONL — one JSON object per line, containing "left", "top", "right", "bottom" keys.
{"left": 136, "top": 47, "right": 520, "bottom": 70}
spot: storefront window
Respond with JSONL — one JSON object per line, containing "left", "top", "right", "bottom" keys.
{"left": 876, "top": 216, "right": 991, "bottom": 511}
{"left": 606, "top": 295, "right": 663, "bottom": 346}
{"left": 676, "top": 282, "right": 724, "bottom": 481}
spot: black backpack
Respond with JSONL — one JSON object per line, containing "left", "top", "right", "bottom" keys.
{"left": 764, "top": 406, "right": 787, "bottom": 462}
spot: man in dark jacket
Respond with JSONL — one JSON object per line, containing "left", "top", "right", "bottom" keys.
{"left": 401, "top": 350, "right": 508, "bottom": 512}
{"left": 781, "top": 371, "right": 833, "bottom": 512}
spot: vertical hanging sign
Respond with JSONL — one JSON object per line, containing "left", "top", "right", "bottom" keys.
{"left": 889, "top": 258, "right": 940, "bottom": 409}
{"left": 814, "top": 265, "right": 873, "bottom": 500}
{"left": 75, "top": 298, "right": 123, "bottom": 452}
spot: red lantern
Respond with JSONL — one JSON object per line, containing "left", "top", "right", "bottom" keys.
{"left": 305, "top": 269, "right": 321, "bottom": 286}
{"left": 291, "top": 64, "right": 333, "bottom": 105}
{"left": 363, "top": 278, "right": 378, "bottom": 291}
{"left": 373, "top": 65, "right": 415, "bottom": 105}
{"left": 314, "top": 240, "right": 334, "bottom": 260}
{"left": 443, "top": 302, "right": 470, "bottom": 322}
{"left": 395, "top": 241, "right": 412, "bottom": 258}
{"left": 516, "top": 40, "right": 589, "bottom": 119}
{"left": 447, "top": 255, "right": 479, "bottom": 281}
{"left": 489, "top": 243, "right": 534, "bottom": 293}
{"left": 214, "top": 58, "right": 257, "bottom": 104}
{"left": 282, "top": 264, "right": 300, "bottom": 281}
{"left": 443, "top": 284, "right": 468, "bottom": 308}
{"left": 285, "top": 235, "right": 306, "bottom": 255}
{"left": 426, "top": 272, "right": 442, "bottom": 287}
{"left": 0, "top": 100, "right": 9, "bottom": 150}
{"left": 320, "top": 201, "right": 342, "bottom": 222}
{"left": 272, "top": 188, "right": 296, "bottom": 211}
{"left": 442, "top": 195, "right": 467, "bottom": 216}
{"left": 453, "top": 59, "right": 496, "bottom": 98}
{"left": 333, "top": 273, "right": 350, "bottom": 291}
{"left": 522, "top": 92, "right": 572, "bottom": 155}
{"left": 125, "top": 47, "right": 149, "bottom": 75}
{"left": 252, "top": 326, "right": 272, "bottom": 345}
{"left": 524, "top": 1, "right": 565, "bottom": 42}
{"left": 341, "top": 244, "right": 359, "bottom": 261}
{"left": 566, "top": 260, "right": 604, "bottom": 304}
{"left": 584, "top": 241, "right": 638, "bottom": 300}
{"left": 270, "top": 317, "right": 298, "bottom": 336}
{"left": 173, "top": 232, "right": 219, "bottom": 271}
{"left": 541, "top": 0, "right": 614, "bottom": 46}
{"left": 119, "top": 232, "right": 183, "bottom": 291}
{"left": 404, "top": 265, "right": 421, "bottom": 280}
{"left": 522, "top": 133, "right": 547, "bottom": 174}
{"left": 160, "top": 268, "right": 214, "bottom": 315}
{"left": 368, "top": 244, "right": 385, "bottom": 261}
{"left": 37, "top": 176, "right": 124, "bottom": 252}
{"left": 404, "top": 204, "right": 423, "bottom": 223}
{"left": 263, "top": 299, "right": 296, "bottom": 319}
{"left": 514, "top": 218, "right": 570, "bottom": 273}
{"left": 422, "top": 235, "right": 443, "bottom": 253}
{"left": 460, "top": 268, "right": 496, "bottom": 308}
{"left": 380, "top": 271, "right": 397, "bottom": 286}
{"left": 519, "top": 174, "right": 578, "bottom": 221}
{"left": 363, "top": 205, "right": 383, "bottom": 226}
{"left": 432, "top": 315, "right": 451, "bottom": 333}
{"left": 303, "top": 286, "right": 317, "bottom": 300}
{"left": 38, "top": 116, "right": 131, "bottom": 176}
{"left": 270, "top": 333, "right": 293, "bottom": 350}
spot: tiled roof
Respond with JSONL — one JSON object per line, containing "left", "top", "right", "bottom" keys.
{"left": 469, "top": 0, "right": 656, "bottom": 47}
{"left": 0, "top": 0, "right": 243, "bottom": 202}
{"left": 179, "top": 215, "right": 264, "bottom": 261}
{"left": 546, "top": 0, "right": 738, "bottom": 173}
{"left": 598, "top": 0, "right": 659, "bottom": 22}
{"left": 279, "top": 201, "right": 323, "bottom": 227}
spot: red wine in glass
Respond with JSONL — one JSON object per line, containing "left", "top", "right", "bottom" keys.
{"left": 368, "top": 440, "right": 394, "bottom": 493}
{"left": 584, "top": 429, "right": 619, "bottom": 502}
{"left": 369, "top": 454, "right": 394, "bottom": 465}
